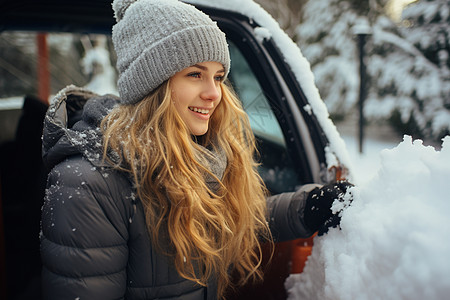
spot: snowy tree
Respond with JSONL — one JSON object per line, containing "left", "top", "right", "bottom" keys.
{"left": 365, "top": 0, "right": 450, "bottom": 141}
{"left": 295, "top": 0, "right": 382, "bottom": 119}
{"left": 297, "top": 0, "right": 450, "bottom": 141}
{"left": 398, "top": 0, "right": 450, "bottom": 139}
{"left": 255, "top": 0, "right": 307, "bottom": 40}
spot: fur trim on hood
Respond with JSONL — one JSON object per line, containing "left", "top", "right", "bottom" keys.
{"left": 42, "top": 85, "right": 120, "bottom": 171}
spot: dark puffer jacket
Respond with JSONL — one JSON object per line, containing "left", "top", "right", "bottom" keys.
{"left": 40, "top": 86, "right": 318, "bottom": 300}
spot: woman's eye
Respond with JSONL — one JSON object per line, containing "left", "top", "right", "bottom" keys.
{"left": 188, "top": 72, "right": 201, "bottom": 78}
{"left": 215, "top": 75, "right": 225, "bottom": 82}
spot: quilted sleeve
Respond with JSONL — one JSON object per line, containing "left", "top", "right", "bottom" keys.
{"left": 266, "top": 184, "right": 321, "bottom": 242}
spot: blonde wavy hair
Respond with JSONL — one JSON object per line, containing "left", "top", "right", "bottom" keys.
{"left": 101, "top": 80, "right": 272, "bottom": 298}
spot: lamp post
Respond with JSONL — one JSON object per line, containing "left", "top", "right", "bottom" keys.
{"left": 353, "top": 19, "right": 372, "bottom": 153}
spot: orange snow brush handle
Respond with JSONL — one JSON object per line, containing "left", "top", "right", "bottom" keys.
{"left": 291, "top": 233, "right": 317, "bottom": 274}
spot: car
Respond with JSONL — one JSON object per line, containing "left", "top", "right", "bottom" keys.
{"left": 0, "top": 0, "right": 351, "bottom": 299}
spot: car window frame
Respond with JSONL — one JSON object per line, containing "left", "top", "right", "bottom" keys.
{"left": 202, "top": 7, "right": 324, "bottom": 184}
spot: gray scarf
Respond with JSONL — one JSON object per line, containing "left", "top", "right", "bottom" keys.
{"left": 195, "top": 144, "right": 227, "bottom": 193}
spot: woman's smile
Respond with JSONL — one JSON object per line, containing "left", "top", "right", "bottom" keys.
{"left": 188, "top": 106, "right": 211, "bottom": 115}
{"left": 188, "top": 106, "right": 213, "bottom": 122}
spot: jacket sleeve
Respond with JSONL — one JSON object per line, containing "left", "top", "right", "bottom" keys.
{"left": 40, "top": 156, "right": 132, "bottom": 300}
{"left": 266, "top": 184, "right": 321, "bottom": 242}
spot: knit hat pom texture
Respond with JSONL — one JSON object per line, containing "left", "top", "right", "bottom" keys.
{"left": 112, "top": 0, "right": 137, "bottom": 22}
{"left": 112, "top": 0, "right": 230, "bottom": 105}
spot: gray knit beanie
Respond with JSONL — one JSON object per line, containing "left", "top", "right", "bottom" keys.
{"left": 112, "top": 0, "right": 230, "bottom": 105}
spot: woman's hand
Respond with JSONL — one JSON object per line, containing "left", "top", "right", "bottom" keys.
{"left": 304, "top": 181, "right": 354, "bottom": 235}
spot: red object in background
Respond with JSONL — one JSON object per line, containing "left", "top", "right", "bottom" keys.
{"left": 227, "top": 234, "right": 317, "bottom": 300}
{"left": 291, "top": 234, "right": 316, "bottom": 274}
{"left": 37, "top": 33, "right": 50, "bottom": 104}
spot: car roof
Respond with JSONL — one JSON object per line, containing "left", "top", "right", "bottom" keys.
{"left": 0, "top": 0, "right": 248, "bottom": 34}
{"left": 0, "top": 0, "right": 116, "bottom": 33}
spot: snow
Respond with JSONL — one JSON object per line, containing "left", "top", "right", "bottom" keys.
{"left": 0, "top": 96, "right": 24, "bottom": 110}
{"left": 80, "top": 36, "right": 118, "bottom": 96}
{"left": 286, "top": 135, "right": 450, "bottom": 300}
{"left": 352, "top": 17, "right": 372, "bottom": 35}
{"left": 254, "top": 27, "right": 272, "bottom": 43}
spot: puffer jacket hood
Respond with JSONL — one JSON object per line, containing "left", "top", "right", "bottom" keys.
{"left": 42, "top": 85, "right": 119, "bottom": 171}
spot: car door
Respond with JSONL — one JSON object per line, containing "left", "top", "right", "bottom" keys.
{"left": 200, "top": 7, "right": 329, "bottom": 300}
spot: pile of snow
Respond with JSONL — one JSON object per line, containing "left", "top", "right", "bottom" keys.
{"left": 286, "top": 135, "right": 450, "bottom": 300}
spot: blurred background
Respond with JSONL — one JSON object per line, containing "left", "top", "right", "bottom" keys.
{"left": 1, "top": 0, "right": 449, "bottom": 147}
{"left": 257, "top": 0, "right": 449, "bottom": 147}
{"left": 256, "top": 4, "right": 450, "bottom": 300}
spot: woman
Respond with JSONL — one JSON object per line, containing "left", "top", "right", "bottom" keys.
{"left": 40, "top": 0, "right": 351, "bottom": 299}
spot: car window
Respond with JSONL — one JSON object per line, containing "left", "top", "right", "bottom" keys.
{"left": 0, "top": 32, "right": 116, "bottom": 143}
{"left": 228, "top": 42, "right": 285, "bottom": 147}
{"left": 0, "top": 32, "right": 116, "bottom": 99}
{"left": 228, "top": 41, "right": 300, "bottom": 193}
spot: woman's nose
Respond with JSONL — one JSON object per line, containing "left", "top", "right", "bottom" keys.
{"left": 200, "top": 79, "right": 221, "bottom": 101}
